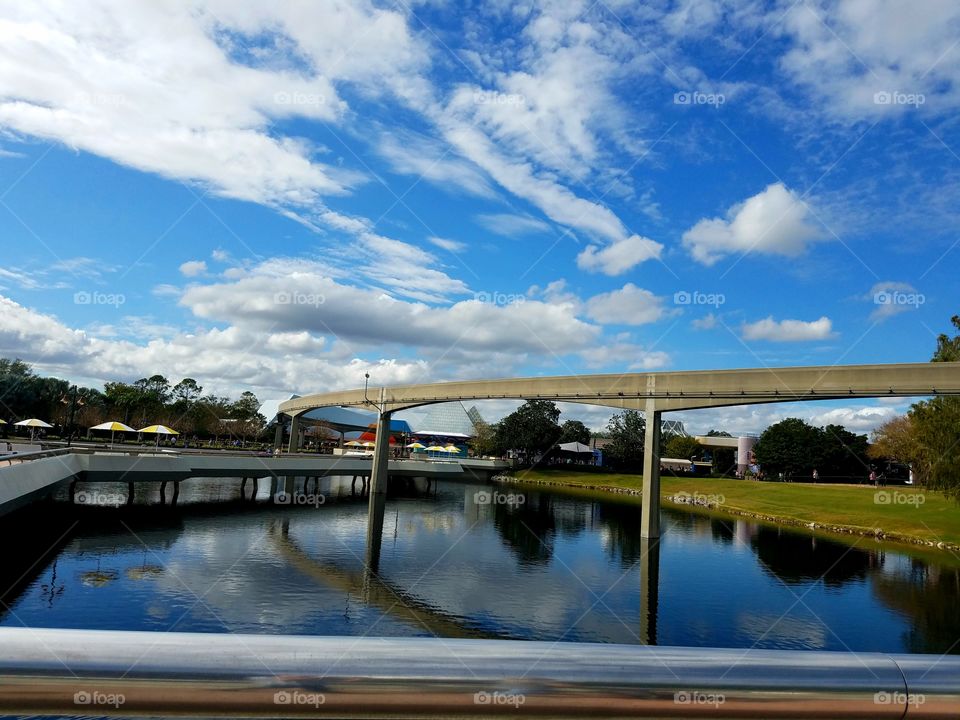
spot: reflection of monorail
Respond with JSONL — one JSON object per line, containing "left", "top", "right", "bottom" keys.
{"left": 659, "top": 458, "right": 713, "bottom": 475}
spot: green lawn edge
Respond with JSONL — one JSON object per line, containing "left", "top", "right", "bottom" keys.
{"left": 496, "top": 469, "right": 960, "bottom": 554}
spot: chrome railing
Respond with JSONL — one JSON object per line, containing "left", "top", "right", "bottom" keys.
{"left": 0, "top": 628, "right": 956, "bottom": 717}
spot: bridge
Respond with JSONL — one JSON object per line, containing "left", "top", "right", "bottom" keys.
{"left": 279, "top": 361, "right": 960, "bottom": 538}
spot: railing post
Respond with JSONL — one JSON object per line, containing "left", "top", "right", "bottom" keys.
{"left": 641, "top": 399, "right": 661, "bottom": 539}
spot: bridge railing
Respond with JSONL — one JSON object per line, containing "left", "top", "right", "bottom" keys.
{"left": 0, "top": 628, "right": 956, "bottom": 718}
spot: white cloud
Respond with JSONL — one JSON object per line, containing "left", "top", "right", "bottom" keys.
{"left": 378, "top": 131, "right": 494, "bottom": 199}
{"left": 577, "top": 234, "right": 663, "bottom": 275}
{"left": 428, "top": 236, "right": 467, "bottom": 253}
{"left": 671, "top": 400, "right": 899, "bottom": 437}
{"left": 179, "top": 259, "right": 601, "bottom": 355}
{"left": 579, "top": 340, "right": 670, "bottom": 371}
{"left": 777, "top": 0, "right": 960, "bottom": 121}
{"left": 741, "top": 316, "right": 835, "bottom": 342}
{"left": 475, "top": 213, "right": 551, "bottom": 237}
{"left": 585, "top": 283, "right": 670, "bottom": 325}
{"left": 0, "top": 2, "right": 426, "bottom": 213}
{"left": 179, "top": 260, "right": 208, "bottom": 277}
{"left": 682, "top": 183, "right": 824, "bottom": 266}
{"left": 692, "top": 313, "right": 717, "bottom": 330}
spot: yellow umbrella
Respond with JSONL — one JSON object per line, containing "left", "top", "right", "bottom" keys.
{"left": 344, "top": 440, "right": 363, "bottom": 447}
{"left": 362, "top": 441, "right": 376, "bottom": 447}
{"left": 90, "top": 420, "right": 135, "bottom": 447}
{"left": 137, "top": 424, "right": 179, "bottom": 447}
{"left": 444, "top": 445, "right": 461, "bottom": 454}
{"left": 405, "top": 442, "right": 425, "bottom": 449}
{"left": 425, "top": 445, "right": 446, "bottom": 452}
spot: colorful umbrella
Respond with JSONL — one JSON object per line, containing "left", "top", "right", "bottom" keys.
{"left": 90, "top": 420, "right": 135, "bottom": 447}
{"left": 15, "top": 418, "right": 52, "bottom": 442}
{"left": 137, "top": 424, "right": 179, "bottom": 447}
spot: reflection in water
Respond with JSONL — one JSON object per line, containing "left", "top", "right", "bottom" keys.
{"left": 750, "top": 525, "right": 878, "bottom": 587}
{"left": 872, "top": 560, "right": 960, "bottom": 654}
{"left": 490, "top": 494, "right": 556, "bottom": 566}
{"left": 0, "top": 476, "right": 957, "bottom": 654}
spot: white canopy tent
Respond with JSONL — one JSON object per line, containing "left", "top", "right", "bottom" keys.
{"left": 557, "top": 441, "right": 592, "bottom": 453}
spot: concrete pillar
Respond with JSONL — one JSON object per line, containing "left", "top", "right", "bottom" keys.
{"left": 365, "top": 410, "right": 392, "bottom": 572}
{"left": 640, "top": 401, "right": 662, "bottom": 539}
{"left": 737, "top": 435, "right": 757, "bottom": 476}
{"left": 273, "top": 418, "right": 283, "bottom": 451}
{"left": 639, "top": 537, "right": 660, "bottom": 645}
{"left": 287, "top": 414, "right": 301, "bottom": 453}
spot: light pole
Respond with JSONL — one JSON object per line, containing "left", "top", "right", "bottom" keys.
{"left": 60, "top": 386, "right": 83, "bottom": 447}
{"left": 363, "top": 372, "right": 370, "bottom": 405}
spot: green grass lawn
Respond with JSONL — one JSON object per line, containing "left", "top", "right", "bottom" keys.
{"left": 508, "top": 468, "right": 960, "bottom": 548}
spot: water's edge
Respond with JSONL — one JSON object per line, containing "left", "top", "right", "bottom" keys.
{"left": 492, "top": 473, "right": 960, "bottom": 556}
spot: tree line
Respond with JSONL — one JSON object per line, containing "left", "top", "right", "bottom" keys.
{"left": 0, "top": 359, "right": 267, "bottom": 442}
{"left": 869, "top": 315, "right": 960, "bottom": 498}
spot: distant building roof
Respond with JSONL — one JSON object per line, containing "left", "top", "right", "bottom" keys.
{"left": 412, "top": 401, "right": 479, "bottom": 437}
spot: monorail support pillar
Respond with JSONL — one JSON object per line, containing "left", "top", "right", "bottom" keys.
{"left": 640, "top": 400, "right": 661, "bottom": 539}
{"left": 366, "top": 409, "right": 392, "bottom": 573}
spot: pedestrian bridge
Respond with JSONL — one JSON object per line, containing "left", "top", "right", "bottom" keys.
{"left": 279, "top": 361, "right": 960, "bottom": 538}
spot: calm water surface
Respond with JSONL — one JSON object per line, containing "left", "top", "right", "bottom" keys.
{"left": 1, "top": 475, "right": 957, "bottom": 654}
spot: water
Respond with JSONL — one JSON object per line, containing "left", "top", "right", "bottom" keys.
{"left": 1, "top": 476, "right": 957, "bottom": 654}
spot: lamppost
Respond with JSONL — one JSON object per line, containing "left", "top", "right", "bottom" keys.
{"left": 60, "top": 386, "right": 83, "bottom": 447}
{"left": 363, "top": 372, "right": 370, "bottom": 406}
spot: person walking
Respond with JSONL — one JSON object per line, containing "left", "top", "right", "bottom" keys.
{"left": 812, "top": 468, "right": 819, "bottom": 483}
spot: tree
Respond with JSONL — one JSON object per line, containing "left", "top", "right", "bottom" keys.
{"left": 558, "top": 419, "right": 590, "bottom": 445}
{"left": 605, "top": 410, "right": 645, "bottom": 471}
{"left": 909, "top": 396, "right": 960, "bottom": 498}
{"left": 663, "top": 435, "right": 701, "bottom": 460}
{"left": 470, "top": 420, "right": 501, "bottom": 457}
{"left": 918, "top": 314, "right": 960, "bottom": 497}
{"left": 933, "top": 315, "right": 960, "bottom": 362}
{"left": 495, "top": 400, "right": 561, "bottom": 457}
{"left": 818, "top": 424, "right": 869, "bottom": 478}
{"left": 753, "top": 418, "right": 822, "bottom": 479}
{"left": 103, "top": 382, "right": 144, "bottom": 424}
{"left": 172, "top": 378, "right": 203, "bottom": 404}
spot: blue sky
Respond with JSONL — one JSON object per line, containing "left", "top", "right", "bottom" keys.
{"left": 0, "top": 0, "right": 958, "bottom": 433}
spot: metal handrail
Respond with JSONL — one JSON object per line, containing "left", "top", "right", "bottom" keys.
{"left": 0, "top": 628, "right": 955, "bottom": 717}
{"left": 0, "top": 446, "right": 74, "bottom": 465}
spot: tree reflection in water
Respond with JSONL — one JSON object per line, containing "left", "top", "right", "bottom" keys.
{"left": 872, "top": 561, "right": 960, "bottom": 654}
